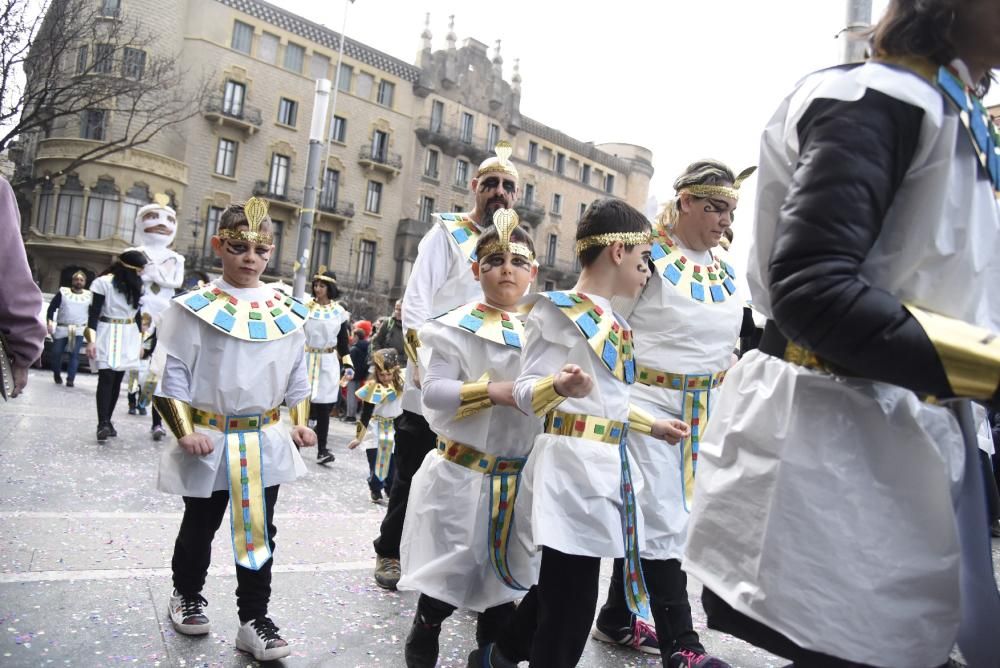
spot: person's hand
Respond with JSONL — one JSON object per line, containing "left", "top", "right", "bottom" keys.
{"left": 487, "top": 381, "right": 515, "bottom": 407}
{"left": 554, "top": 364, "right": 593, "bottom": 399}
{"left": 10, "top": 365, "right": 28, "bottom": 398}
{"left": 47, "top": 321, "right": 55, "bottom": 335}
{"left": 291, "top": 425, "right": 317, "bottom": 448}
{"left": 343, "top": 367, "right": 355, "bottom": 380}
{"left": 412, "top": 364, "right": 422, "bottom": 389}
{"left": 178, "top": 433, "right": 214, "bottom": 456}
{"left": 347, "top": 438, "right": 361, "bottom": 450}
{"left": 86, "top": 342, "right": 97, "bottom": 360}
{"left": 652, "top": 418, "right": 690, "bottom": 445}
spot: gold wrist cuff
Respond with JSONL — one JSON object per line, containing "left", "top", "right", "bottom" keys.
{"left": 404, "top": 329, "right": 421, "bottom": 364}
{"left": 531, "top": 375, "right": 566, "bottom": 416}
{"left": 341, "top": 354, "right": 354, "bottom": 367}
{"left": 152, "top": 397, "right": 195, "bottom": 439}
{"left": 288, "top": 398, "right": 311, "bottom": 427}
{"left": 907, "top": 304, "right": 1000, "bottom": 399}
{"left": 355, "top": 421, "right": 367, "bottom": 441}
{"left": 457, "top": 380, "right": 493, "bottom": 419}
{"left": 628, "top": 404, "right": 656, "bottom": 435}
{"left": 84, "top": 327, "right": 97, "bottom": 343}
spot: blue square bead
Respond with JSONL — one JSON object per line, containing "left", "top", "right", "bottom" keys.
{"left": 459, "top": 314, "right": 483, "bottom": 332}
{"left": 290, "top": 302, "right": 308, "bottom": 318}
{"left": 546, "top": 291, "right": 574, "bottom": 308}
{"left": 710, "top": 285, "right": 725, "bottom": 302}
{"left": 664, "top": 264, "right": 682, "bottom": 285}
{"left": 212, "top": 310, "right": 235, "bottom": 332}
{"left": 723, "top": 278, "right": 737, "bottom": 295}
{"left": 502, "top": 329, "right": 521, "bottom": 348}
{"left": 650, "top": 243, "right": 667, "bottom": 261}
{"left": 452, "top": 228, "right": 469, "bottom": 243}
{"left": 274, "top": 314, "right": 295, "bottom": 333}
{"left": 576, "top": 314, "right": 599, "bottom": 339}
{"left": 248, "top": 321, "right": 267, "bottom": 340}
{"left": 185, "top": 294, "right": 211, "bottom": 311}
{"left": 690, "top": 282, "right": 705, "bottom": 302}
{"left": 601, "top": 340, "right": 618, "bottom": 370}
{"left": 624, "top": 359, "right": 635, "bottom": 384}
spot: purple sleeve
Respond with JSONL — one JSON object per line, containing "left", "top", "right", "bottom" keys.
{"left": 0, "top": 177, "right": 45, "bottom": 367}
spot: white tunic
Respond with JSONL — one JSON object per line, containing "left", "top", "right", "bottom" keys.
{"left": 134, "top": 245, "right": 185, "bottom": 325}
{"left": 512, "top": 294, "right": 644, "bottom": 558}
{"left": 303, "top": 300, "right": 350, "bottom": 404}
{"left": 52, "top": 287, "right": 92, "bottom": 340}
{"left": 684, "top": 61, "right": 1000, "bottom": 667}
{"left": 358, "top": 387, "right": 403, "bottom": 451}
{"left": 399, "top": 312, "right": 542, "bottom": 611}
{"left": 89, "top": 275, "right": 141, "bottom": 371}
{"left": 155, "top": 279, "right": 309, "bottom": 497}
{"left": 624, "top": 239, "right": 743, "bottom": 560}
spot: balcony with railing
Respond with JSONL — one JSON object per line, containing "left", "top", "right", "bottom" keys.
{"left": 203, "top": 94, "right": 263, "bottom": 135}
{"left": 514, "top": 197, "right": 546, "bottom": 226}
{"left": 317, "top": 198, "right": 355, "bottom": 224}
{"left": 358, "top": 145, "right": 403, "bottom": 178}
{"left": 536, "top": 257, "right": 579, "bottom": 288}
{"left": 252, "top": 180, "right": 302, "bottom": 211}
{"left": 413, "top": 116, "right": 489, "bottom": 163}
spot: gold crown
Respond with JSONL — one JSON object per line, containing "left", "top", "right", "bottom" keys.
{"left": 218, "top": 197, "right": 274, "bottom": 245}
{"left": 575, "top": 231, "right": 652, "bottom": 255}
{"left": 476, "top": 140, "right": 519, "bottom": 179}
{"left": 313, "top": 265, "right": 337, "bottom": 284}
{"left": 478, "top": 208, "right": 535, "bottom": 262}
{"left": 681, "top": 166, "right": 757, "bottom": 201}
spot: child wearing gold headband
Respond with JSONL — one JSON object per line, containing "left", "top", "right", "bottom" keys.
{"left": 153, "top": 200, "right": 316, "bottom": 662}
{"left": 470, "top": 199, "right": 690, "bottom": 668}
{"left": 347, "top": 348, "right": 403, "bottom": 502}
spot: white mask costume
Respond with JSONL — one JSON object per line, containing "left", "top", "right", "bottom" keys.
{"left": 130, "top": 193, "right": 185, "bottom": 324}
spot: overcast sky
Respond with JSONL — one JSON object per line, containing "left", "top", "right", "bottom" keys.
{"left": 280, "top": 0, "right": 999, "bottom": 266}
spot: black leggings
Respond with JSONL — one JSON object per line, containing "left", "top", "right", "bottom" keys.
{"left": 310, "top": 402, "right": 334, "bottom": 451}
{"left": 95, "top": 369, "right": 125, "bottom": 425}
{"left": 415, "top": 594, "right": 515, "bottom": 648}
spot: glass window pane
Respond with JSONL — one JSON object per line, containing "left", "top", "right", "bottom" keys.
{"left": 331, "top": 116, "right": 346, "bottom": 142}
{"left": 356, "top": 72, "right": 374, "bottom": 99}
{"left": 283, "top": 42, "right": 304, "bottom": 73}
{"left": 223, "top": 81, "right": 245, "bottom": 116}
{"left": 337, "top": 64, "right": 352, "bottom": 92}
{"left": 377, "top": 81, "right": 394, "bottom": 107}
{"left": 258, "top": 33, "right": 279, "bottom": 64}
{"left": 231, "top": 21, "right": 253, "bottom": 54}
{"left": 309, "top": 53, "right": 330, "bottom": 79}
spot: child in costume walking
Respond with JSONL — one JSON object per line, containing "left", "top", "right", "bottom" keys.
{"left": 470, "top": 199, "right": 689, "bottom": 668}
{"left": 127, "top": 313, "right": 155, "bottom": 415}
{"left": 153, "top": 198, "right": 316, "bottom": 662}
{"left": 348, "top": 348, "right": 404, "bottom": 502}
{"left": 399, "top": 211, "right": 541, "bottom": 667}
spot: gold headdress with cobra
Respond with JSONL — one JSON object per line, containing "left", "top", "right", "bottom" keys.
{"left": 680, "top": 166, "right": 757, "bottom": 201}
{"left": 372, "top": 348, "right": 404, "bottom": 391}
{"left": 476, "top": 140, "right": 519, "bottom": 180}
{"left": 478, "top": 208, "right": 535, "bottom": 263}
{"left": 312, "top": 265, "right": 337, "bottom": 285}
{"left": 218, "top": 197, "right": 274, "bottom": 245}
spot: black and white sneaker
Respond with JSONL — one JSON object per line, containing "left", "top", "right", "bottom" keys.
{"left": 317, "top": 451, "right": 335, "bottom": 465}
{"left": 235, "top": 616, "right": 290, "bottom": 661}
{"left": 97, "top": 423, "right": 111, "bottom": 443}
{"left": 168, "top": 590, "right": 210, "bottom": 635}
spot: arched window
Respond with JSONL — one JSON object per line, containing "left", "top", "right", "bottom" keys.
{"left": 119, "top": 184, "right": 151, "bottom": 243}
{"left": 54, "top": 175, "right": 84, "bottom": 237}
{"left": 84, "top": 177, "right": 119, "bottom": 239}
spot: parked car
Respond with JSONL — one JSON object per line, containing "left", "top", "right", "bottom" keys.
{"left": 34, "top": 292, "right": 92, "bottom": 373}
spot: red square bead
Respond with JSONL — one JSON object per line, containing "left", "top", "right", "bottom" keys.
{"left": 247, "top": 543, "right": 254, "bottom": 551}
{"left": 499, "top": 501, "right": 508, "bottom": 510}
{"left": 230, "top": 420, "right": 238, "bottom": 428}
{"left": 241, "top": 499, "right": 250, "bottom": 507}
{"left": 574, "top": 420, "right": 586, "bottom": 432}
{"left": 251, "top": 301, "right": 259, "bottom": 308}
{"left": 240, "top": 458, "right": 247, "bottom": 466}
{"left": 228, "top": 296, "right": 238, "bottom": 305}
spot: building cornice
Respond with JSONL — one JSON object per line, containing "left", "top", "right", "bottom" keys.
{"left": 520, "top": 116, "right": 650, "bottom": 175}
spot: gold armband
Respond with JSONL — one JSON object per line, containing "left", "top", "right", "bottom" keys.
{"left": 355, "top": 421, "right": 368, "bottom": 441}
{"left": 341, "top": 354, "right": 354, "bottom": 367}
{"left": 457, "top": 380, "right": 493, "bottom": 419}
{"left": 628, "top": 404, "right": 656, "bottom": 435}
{"left": 83, "top": 327, "right": 97, "bottom": 343}
{"left": 907, "top": 304, "right": 1000, "bottom": 399}
{"left": 531, "top": 375, "right": 566, "bottom": 416}
{"left": 288, "top": 398, "right": 311, "bottom": 427}
{"left": 404, "top": 329, "right": 421, "bottom": 364}
{"left": 152, "top": 397, "right": 195, "bottom": 440}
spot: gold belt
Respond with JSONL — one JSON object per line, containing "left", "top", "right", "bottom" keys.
{"left": 99, "top": 316, "right": 134, "bottom": 325}
{"left": 542, "top": 410, "right": 626, "bottom": 444}
{"left": 305, "top": 345, "right": 338, "bottom": 354}
{"left": 635, "top": 364, "right": 727, "bottom": 391}
{"left": 436, "top": 438, "right": 527, "bottom": 474}
{"left": 191, "top": 406, "right": 282, "bottom": 433}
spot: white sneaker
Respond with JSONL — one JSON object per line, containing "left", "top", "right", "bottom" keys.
{"left": 235, "top": 617, "right": 291, "bottom": 661}
{"left": 168, "top": 589, "right": 210, "bottom": 635}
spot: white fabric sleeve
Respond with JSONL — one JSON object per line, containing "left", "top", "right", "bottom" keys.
{"left": 158, "top": 353, "right": 193, "bottom": 403}
{"left": 513, "top": 304, "right": 570, "bottom": 415}
{"left": 420, "top": 346, "right": 464, "bottom": 413}
{"left": 402, "top": 224, "right": 452, "bottom": 331}
{"left": 283, "top": 345, "right": 311, "bottom": 408}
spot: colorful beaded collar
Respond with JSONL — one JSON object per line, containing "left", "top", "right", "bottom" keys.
{"left": 356, "top": 380, "right": 398, "bottom": 405}
{"left": 306, "top": 300, "right": 347, "bottom": 320}
{"left": 650, "top": 226, "right": 738, "bottom": 304}
{"left": 435, "top": 301, "right": 524, "bottom": 349}
{"left": 437, "top": 213, "right": 481, "bottom": 264}
{"left": 178, "top": 286, "right": 308, "bottom": 341}
{"left": 541, "top": 291, "right": 635, "bottom": 384}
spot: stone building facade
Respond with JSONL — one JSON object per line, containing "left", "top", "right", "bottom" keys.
{"left": 15, "top": 0, "right": 653, "bottom": 318}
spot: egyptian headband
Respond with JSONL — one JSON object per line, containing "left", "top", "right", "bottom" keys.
{"left": 679, "top": 166, "right": 757, "bottom": 201}
{"left": 312, "top": 265, "right": 337, "bottom": 285}
{"left": 373, "top": 348, "right": 401, "bottom": 373}
{"left": 118, "top": 258, "right": 145, "bottom": 272}
{"left": 217, "top": 197, "right": 274, "bottom": 245}
{"left": 476, "top": 140, "right": 519, "bottom": 180}
{"left": 477, "top": 208, "right": 535, "bottom": 263}
{"left": 575, "top": 231, "right": 652, "bottom": 255}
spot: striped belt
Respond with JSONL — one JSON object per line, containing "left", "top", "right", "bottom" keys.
{"left": 305, "top": 345, "right": 338, "bottom": 354}
{"left": 542, "top": 410, "right": 627, "bottom": 444}
{"left": 436, "top": 437, "right": 529, "bottom": 590}
{"left": 99, "top": 316, "right": 134, "bottom": 325}
{"left": 191, "top": 406, "right": 282, "bottom": 433}
{"left": 635, "top": 364, "right": 727, "bottom": 391}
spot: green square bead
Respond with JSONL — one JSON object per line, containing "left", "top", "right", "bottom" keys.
{"left": 224, "top": 303, "right": 237, "bottom": 315}
{"left": 249, "top": 311, "right": 262, "bottom": 320}
{"left": 204, "top": 291, "right": 217, "bottom": 300}
{"left": 270, "top": 307, "right": 282, "bottom": 317}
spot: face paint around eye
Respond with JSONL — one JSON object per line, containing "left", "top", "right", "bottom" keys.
{"left": 502, "top": 180, "right": 516, "bottom": 192}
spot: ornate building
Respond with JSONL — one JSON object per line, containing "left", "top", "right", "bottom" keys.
{"left": 15, "top": 0, "right": 653, "bottom": 317}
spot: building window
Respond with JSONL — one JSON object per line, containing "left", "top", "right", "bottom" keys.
{"left": 523, "top": 183, "right": 535, "bottom": 205}
{"left": 486, "top": 122, "right": 500, "bottom": 149}
{"left": 80, "top": 109, "right": 106, "bottom": 140}
{"left": 419, "top": 196, "right": 435, "bottom": 222}
{"left": 430, "top": 100, "right": 444, "bottom": 132}
{"left": 271, "top": 220, "right": 284, "bottom": 270}
{"left": 283, "top": 42, "right": 304, "bottom": 73}
{"left": 320, "top": 168, "right": 339, "bottom": 209}
{"left": 452, "top": 203, "right": 464, "bottom": 213}
{"left": 543, "top": 279, "right": 555, "bottom": 292}
{"left": 331, "top": 115, "right": 347, "bottom": 142}
{"left": 579, "top": 202, "right": 587, "bottom": 219}
{"left": 605, "top": 174, "right": 615, "bottom": 194}
{"left": 84, "top": 181, "right": 119, "bottom": 239}
{"left": 371, "top": 130, "right": 388, "bottom": 162}
{"left": 223, "top": 80, "right": 245, "bottom": 117}
{"left": 546, "top": 234, "right": 558, "bottom": 266}
{"left": 94, "top": 43, "right": 113, "bottom": 73}
{"left": 357, "top": 239, "right": 376, "bottom": 287}
{"left": 54, "top": 179, "right": 84, "bottom": 237}
{"left": 36, "top": 185, "right": 54, "bottom": 232}
{"left": 556, "top": 153, "right": 566, "bottom": 175}
{"left": 119, "top": 185, "right": 150, "bottom": 243}
{"left": 337, "top": 63, "right": 352, "bottom": 92}
{"left": 76, "top": 45, "right": 88, "bottom": 74}
{"left": 311, "top": 230, "right": 331, "bottom": 275}
{"left": 99, "top": 0, "right": 120, "bottom": 17}
{"left": 203, "top": 205, "right": 224, "bottom": 256}
{"left": 455, "top": 159, "right": 469, "bottom": 187}
{"left": 122, "top": 47, "right": 145, "bottom": 79}
{"left": 365, "top": 180, "right": 382, "bottom": 214}
{"left": 268, "top": 154, "right": 290, "bottom": 197}
{"left": 424, "top": 149, "right": 439, "bottom": 178}
{"left": 258, "top": 32, "right": 279, "bottom": 64}
{"left": 309, "top": 53, "right": 330, "bottom": 79}
{"left": 277, "top": 98, "right": 298, "bottom": 126}
{"left": 460, "top": 112, "right": 473, "bottom": 143}
{"left": 528, "top": 141, "right": 538, "bottom": 164}
{"left": 377, "top": 80, "right": 395, "bottom": 107}
{"left": 215, "top": 138, "right": 238, "bottom": 176}
{"left": 356, "top": 72, "right": 374, "bottom": 99}
{"left": 231, "top": 20, "right": 253, "bottom": 54}
{"left": 581, "top": 164, "right": 591, "bottom": 185}
{"left": 552, "top": 193, "right": 562, "bottom": 214}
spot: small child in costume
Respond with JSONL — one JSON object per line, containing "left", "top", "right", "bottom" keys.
{"left": 348, "top": 348, "right": 404, "bottom": 502}
{"left": 127, "top": 313, "right": 155, "bottom": 415}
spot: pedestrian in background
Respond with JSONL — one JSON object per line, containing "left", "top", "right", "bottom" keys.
{"left": 370, "top": 299, "right": 405, "bottom": 363}
{"left": 47, "top": 270, "right": 92, "bottom": 387}
{"left": 344, "top": 321, "right": 371, "bottom": 421}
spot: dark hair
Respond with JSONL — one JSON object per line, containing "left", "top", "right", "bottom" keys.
{"left": 474, "top": 224, "right": 536, "bottom": 260}
{"left": 311, "top": 272, "right": 340, "bottom": 300}
{"left": 111, "top": 249, "right": 148, "bottom": 309}
{"left": 871, "top": 0, "right": 965, "bottom": 67}
{"left": 218, "top": 202, "right": 273, "bottom": 234}
{"left": 576, "top": 199, "right": 651, "bottom": 267}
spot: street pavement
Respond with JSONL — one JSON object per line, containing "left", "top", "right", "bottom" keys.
{"left": 1, "top": 368, "right": 996, "bottom": 667}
